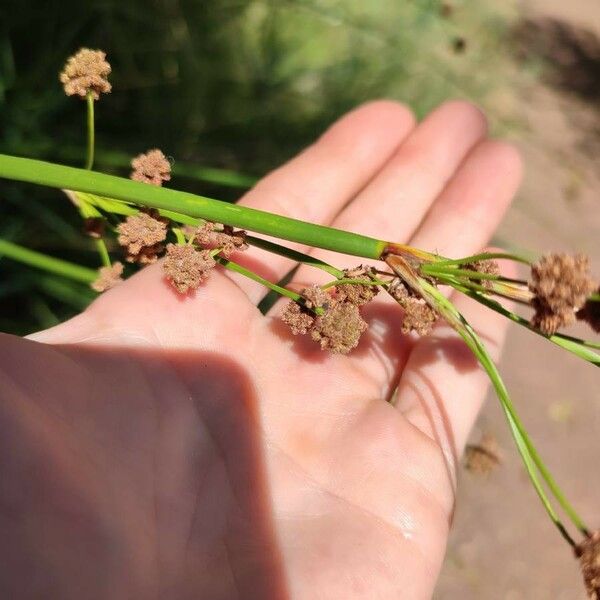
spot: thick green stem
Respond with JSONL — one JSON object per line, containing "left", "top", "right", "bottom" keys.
{"left": 85, "top": 93, "right": 95, "bottom": 170}
{"left": 0, "top": 238, "right": 96, "bottom": 283}
{"left": 0, "top": 155, "right": 387, "bottom": 259}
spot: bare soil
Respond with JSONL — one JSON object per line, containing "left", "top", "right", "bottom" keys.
{"left": 435, "top": 1, "right": 600, "bottom": 597}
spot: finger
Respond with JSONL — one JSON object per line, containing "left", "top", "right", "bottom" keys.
{"left": 279, "top": 101, "right": 488, "bottom": 276}
{"left": 29, "top": 261, "right": 261, "bottom": 352}
{"left": 408, "top": 140, "right": 522, "bottom": 255}
{"left": 269, "top": 102, "right": 489, "bottom": 399}
{"left": 227, "top": 101, "right": 415, "bottom": 302}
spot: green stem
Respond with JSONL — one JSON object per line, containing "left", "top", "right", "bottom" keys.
{"left": 0, "top": 155, "right": 387, "bottom": 260}
{"left": 386, "top": 255, "right": 589, "bottom": 539}
{"left": 94, "top": 239, "right": 111, "bottom": 267}
{"left": 0, "top": 238, "right": 96, "bottom": 284}
{"left": 215, "top": 256, "right": 301, "bottom": 301}
{"left": 85, "top": 93, "right": 95, "bottom": 170}
{"left": 432, "top": 251, "right": 532, "bottom": 266}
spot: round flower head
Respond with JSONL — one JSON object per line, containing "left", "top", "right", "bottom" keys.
{"left": 130, "top": 149, "right": 172, "bottom": 186}
{"left": 91, "top": 262, "right": 124, "bottom": 293}
{"left": 529, "top": 253, "right": 597, "bottom": 334}
{"left": 310, "top": 301, "right": 368, "bottom": 354}
{"left": 163, "top": 244, "right": 216, "bottom": 293}
{"left": 60, "top": 48, "right": 111, "bottom": 100}
{"left": 117, "top": 210, "right": 168, "bottom": 263}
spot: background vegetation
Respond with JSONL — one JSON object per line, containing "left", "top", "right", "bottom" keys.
{"left": 0, "top": 0, "right": 519, "bottom": 334}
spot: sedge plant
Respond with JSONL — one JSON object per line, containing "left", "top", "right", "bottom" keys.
{"left": 0, "top": 48, "right": 599, "bottom": 597}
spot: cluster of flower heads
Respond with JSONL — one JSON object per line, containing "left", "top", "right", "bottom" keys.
{"left": 89, "top": 146, "right": 247, "bottom": 294}
{"left": 60, "top": 48, "right": 111, "bottom": 100}
{"left": 528, "top": 253, "right": 598, "bottom": 335}
{"left": 281, "top": 267, "right": 376, "bottom": 354}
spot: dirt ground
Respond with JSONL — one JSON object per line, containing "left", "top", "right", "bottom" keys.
{"left": 435, "top": 1, "right": 600, "bottom": 598}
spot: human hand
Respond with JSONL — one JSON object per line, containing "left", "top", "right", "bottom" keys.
{"left": 0, "top": 100, "right": 521, "bottom": 599}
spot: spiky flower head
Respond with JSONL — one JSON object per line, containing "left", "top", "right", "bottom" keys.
{"left": 130, "top": 149, "right": 172, "bottom": 186}
{"left": 575, "top": 530, "right": 600, "bottom": 600}
{"left": 193, "top": 221, "right": 248, "bottom": 257}
{"left": 281, "top": 301, "right": 315, "bottom": 335}
{"left": 310, "top": 301, "right": 368, "bottom": 354}
{"left": 529, "top": 253, "right": 597, "bottom": 334}
{"left": 388, "top": 278, "right": 438, "bottom": 336}
{"left": 163, "top": 244, "right": 216, "bottom": 293}
{"left": 60, "top": 48, "right": 111, "bottom": 100}
{"left": 117, "top": 210, "right": 168, "bottom": 263}
{"left": 336, "top": 265, "right": 380, "bottom": 306}
{"left": 91, "top": 262, "right": 123, "bottom": 293}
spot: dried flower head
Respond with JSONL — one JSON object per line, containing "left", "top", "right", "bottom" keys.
{"left": 117, "top": 210, "right": 168, "bottom": 263}
{"left": 465, "top": 259, "right": 500, "bottom": 289}
{"left": 388, "top": 278, "right": 439, "bottom": 336}
{"left": 337, "top": 265, "right": 380, "bottom": 306}
{"left": 193, "top": 221, "right": 248, "bottom": 257}
{"left": 281, "top": 301, "right": 315, "bottom": 335}
{"left": 529, "top": 253, "right": 597, "bottom": 334}
{"left": 59, "top": 48, "right": 111, "bottom": 100}
{"left": 91, "top": 262, "right": 123, "bottom": 293}
{"left": 577, "top": 287, "right": 600, "bottom": 333}
{"left": 464, "top": 433, "right": 502, "bottom": 475}
{"left": 575, "top": 530, "right": 600, "bottom": 600}
{"left": 163, "top": 243, "right": 216, "bottom": 293}
{"left": 301, "top": 284, "right": 332, "bottom": 310}
{"left": 130, "top": 149, "right": 172, "bottom": 186}
{"left": 310, "top": 301, "right": 368, "bottom": 354}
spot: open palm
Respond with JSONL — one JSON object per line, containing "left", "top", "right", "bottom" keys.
{"left": 0, "top": 100, "right": 521, "bottom": 599}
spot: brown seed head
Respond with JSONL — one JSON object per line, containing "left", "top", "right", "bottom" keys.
{"left": 281, "top": 301, "right": 315, "bottom": 335}
{"left": 464, "top": 433, "right": 502, "bottom": 475}
{"left": 337, "top": 265, "right": 380, "bottom": 306}
{"left": 193, "top": 221, "right": 248, "bottom": 256}
{"left": 310, "top": 301, "right": 368, "bottom": 354}
{"left": 388, "top": 278, "right": 439, "bottom": 336}
{"left": 117, "top": 210, "right": 168, "bottom": 263}
{"left": 163, "top": 244, "right": 216, "bottom": 293}
{"left": 59, "top": 48, "right": 111, "bottom": 100}
{"left": 91, "top": 262, "right": 123, "bottom": 293}
{"left": 575, "top": 530, "right": 600, "bottom": 600}
{"left": 529, "top": 253, "right": 597, "bottom": 334}
{"left": 577, "top": 286, "right": 600, "bottom": 333}
{"left": 465, "top": 259, "right": 500, "bottom": 289}
{"left": 301, "top": 284, "right": 332, "bottom": 310}
{"left": 130, "top": 149, "right": 172, "bottom": 186}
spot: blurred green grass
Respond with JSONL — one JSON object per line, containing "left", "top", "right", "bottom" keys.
{"left": 0, "top": 0, "right": 520, "bottom": 335}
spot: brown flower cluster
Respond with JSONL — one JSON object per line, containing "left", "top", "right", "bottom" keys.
{"left": 130, "top": 149, "right": 172, "bottom": 186}
{"left": 117, "top": 210, "right": 169, "bottom": 263}
{"left": 465, "top": 259, "right": 500, "bottom": 289}
{"left": 281, "top": 274, "right": 376, "bottom": 354}
{"left": 60, "top": 48, "right": 111, "bottom": 100}
{"left": 575, "top": 530, "right": 600, "bottom": 600}
{"left": 163, "top": 244, "right": 216, "bottom": 293}
{"left": 528, "top": 253, "right": 597, "bottom": 335}
{"left": 577, "top": 286, "right": 600, "bottom": 333}
{"left": 192, "top": 221, "right": 248, "bottom": 257}
{"left": 464, "top": 433, "right": 502, "bottom": 475}
{"left": 388, "top": 278, "right": 438, "bottom": 336}
{"left": 336, "top": 265, "right": 380, "bottom": 306}
{"left": 91, "top": 262, "right": 123, "bottom": 293}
